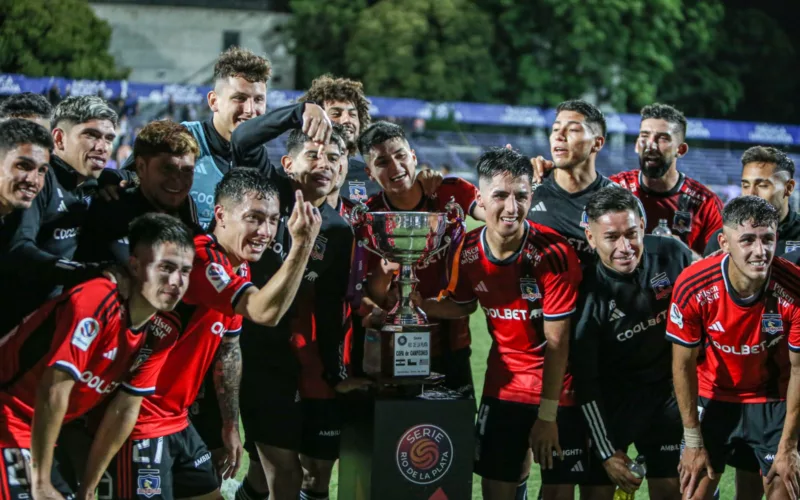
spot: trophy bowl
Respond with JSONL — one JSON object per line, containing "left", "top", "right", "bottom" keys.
{"left": 364, "top": 211, "right": 449, "bottom": 266}
{"left": 351, "top": 203, "right": 465, "bottom": 380}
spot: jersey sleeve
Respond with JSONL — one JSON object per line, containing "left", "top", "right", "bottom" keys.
{"left": 439, "top": 178, "right": 478, "bottom": 218}
{"left": 665, "top": 270, "right": 704, "bottom": 347}
{"left": 4, "top": 173, "right": 102, "bottom": 287}
{"left": 225, "top": 315, "right": 243, "bottom": 338}
{"left": 121, "top": 315, "right": 180, "bottom": 396}
{"left": 451, "top": 258, "right": 477, "bottom": 304}
{"left": 539, "top": 239, "right": 582, "bottom": 320}
{"left": 185, "top": 240, "right": 254, "bottom": 316}
{"left": 231, "top": 103, "right": 304, "bottom": 167}
{"left": 47, "top": 283, "right": 117, "bottom": 380}
{"left": 570, "top": 282, "right": 618, "bottom": 460}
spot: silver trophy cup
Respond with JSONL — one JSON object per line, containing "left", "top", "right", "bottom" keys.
{"left": 351, "top": 201, "right": 464, "bottom": 379}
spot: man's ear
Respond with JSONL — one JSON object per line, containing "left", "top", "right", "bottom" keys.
{"left": 786, "top": 179, "right": 796, "bottom": 199}
{"left": 719, "top": 230, "right": 729, "bottom": 253}
{"left": 476, "top": 190, "right": 484, "bottom": 210}
{"left": 128, "top": 254, "right": 140, "bottom": 277}
{"left": 52, "top": 127, "right": 66, "bottom": 152}
{"left": 213, "top": 204, "right": 225, "bottom": 228}
{"left": 281, "top": 155, "right": 294, "bottom": 176}
{"left": 208, "top": 90, "right": 219, "bottom": 113}
{"left": 591, "top": 135, "right": 605, "bottom": 154}
{"left": 677, "top": 142, "right": 689, "bottom": 158}
{"left": 585, "top": 226, "right": 597, "bottom": 250}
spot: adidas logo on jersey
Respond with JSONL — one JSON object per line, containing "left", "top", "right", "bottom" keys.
{"left": 57, "top": 200, "right": 68, "bottom": 212}
{"left": 570, "top": 461, "right": 584, "bottom": 472}
{"left": 103, "top": 348, "right": 117, "bottom": 360}
{"left": 708, "top": 321, "right": 725, "bottom": 333}
{"left": 530, "top": 202, "right": 547, "bottom": 212}
{"left": 609, "top": 300, "right": 626, "bottom": 320}
{"left": 474, "top": 281, "right": 489, "bottom": 293}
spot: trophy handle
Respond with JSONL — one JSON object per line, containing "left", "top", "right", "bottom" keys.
{"left": 349, "top": 202, "right": 369, "bottom": 231}
{"left": 444, "top": 197, "right": 465, "bottom": 225}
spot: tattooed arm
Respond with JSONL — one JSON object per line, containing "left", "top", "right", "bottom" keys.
{"left": 213, "top": 336, "right": 243, "bottom": 480}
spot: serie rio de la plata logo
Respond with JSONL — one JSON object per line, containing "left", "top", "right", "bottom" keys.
{"left": 396, "top": 424, "right": 453, "bottom": 485}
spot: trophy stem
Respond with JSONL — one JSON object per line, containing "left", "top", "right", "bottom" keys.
{"left": 385, "top": 262, "right": 428, "bottom": 326}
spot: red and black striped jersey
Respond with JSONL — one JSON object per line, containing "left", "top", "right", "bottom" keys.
{"left": 0, "top": 278, "right": 174, "bottom": 448}
{"left": 610, "top": 170, "right": 723, "bottom": 255}
{"left": 451, "top": 220, "right": 582, "bottom": 405}
{"left": 666, "top": 254, "right": 800, "bottom": 403}
{"left": 132, "top": 234, "right": 250, "bottom": 439}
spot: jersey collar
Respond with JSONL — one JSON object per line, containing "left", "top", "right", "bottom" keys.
{"left": 380, "top": 190, "right": 427, "bottom": 212}
{"left": 720, "top": 254, "right": 769, "bottom": 307}
{"left": 637, "top": 170, "right": 685, "bottom": 197}
{"left": 779, "top": 209, "right": 799, "bottom": 236}
{"left": 51, "top": 155, "right": 97, "bottom": 192}
{"left": 480, "top": 220, "right": 530, "bottom": 266}
{"left": 546, "top": 171, "right": 608, "bottom": 199}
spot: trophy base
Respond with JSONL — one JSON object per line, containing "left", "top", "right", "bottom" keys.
{"left": 363, "top": 325, "right": 432, "bottom": 379}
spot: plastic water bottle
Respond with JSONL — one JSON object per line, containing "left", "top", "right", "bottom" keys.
{"left": 363, "top": 328, "right": 381, "bottom": 376}
{"left": 652, "top": 219, "right": 672, "bottom": 237}
{"left": 613, "top": 455, "right": 647, "bottom": 500}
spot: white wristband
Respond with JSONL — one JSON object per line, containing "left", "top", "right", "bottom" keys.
{"left": 683, "top": 426, "right": 704, "bottom": 448}
{"left": 538, "top": 399, "right": 559, "bottom": 422}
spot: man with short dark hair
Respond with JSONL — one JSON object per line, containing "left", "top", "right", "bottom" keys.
{"left": 1, "top": 95, "right": 118, "bottom": 334}
{"left": 419, "top": 147, "right": 582, "bottom": 500}
{"left": 81, "top": 168, "right": 322, "bottom": 500}
{"left": 298, "top": 74, "right": 380, "bottom": 205}
{"left": 611, "top": 103, "right": 722, "bottom": 257}
{"left": 707, "top": 146, "right": 798, "bottom": 257}
{"left": 571, "top": 186, "right": 691, "bottom": 499}
{"left": 528, "top": 99, "right": 616, "bottom": 265}
{"left": 77, "top": 120, "right": 201, "bottom": 264}
{"left": 0, "top": 213, "right": 194, "bottom": 500}
{"left": 358, "top": 120, "right": 482, "bottom": 395}
{"left": 0, "top": 118, "right": 53, "bottom": 249}
{"left": 0, "top": 92, "right": 53, "bottom": 130}
{"left": 669, "top": 196, "right": 800, "bottom": 500}
{"left": 233, "top": 122, "right": 358, "bottom": 500}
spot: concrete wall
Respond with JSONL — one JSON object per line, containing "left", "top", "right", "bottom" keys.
{"left": 90, "top": 2, "right": 295, "bottom": 88}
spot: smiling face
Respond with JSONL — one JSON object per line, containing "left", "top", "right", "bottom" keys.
{"left": 282, "top": 141, "right": 343, "bottom": 202}
{"left": 586, "top": 209, "right": 645, "bottom": 274}
{"left": 549, "top": 111, "right": 602, "bottom": 169}
{"left": 0, "top": 143, "right": 49, "bottom": 213}
{"left": 478, "top": 172, "right": 532, "bottom": 240}
{"left": 324, "top": 100, "right": 360, "bottom": 149}
{"left": 131, "top": 241, "right": 194, "bottom": 312}
{"left": 213, "top": 191, "right": 280, "bottom": 264}
{"left": 137, "top": 152, "right": 195, "bottom": 212}
{"left": 720, "top": 220, "right": 776, "bottom": 284}
{"left": 364, "top": 137, "right": 417, "bottom": 195}
{"left": 53, "top": 119, "right": 116, "bottom": 179}
{"left": 209, "top": 76, "right": 268, "bottom": 139}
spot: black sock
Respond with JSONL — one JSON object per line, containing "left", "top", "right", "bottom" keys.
{"left": 235, "top": 477, "right": 269, "bottom": 500}
{"left": 516, "top": 477, "right": 529, "bottom": 500}
{"left": 299, "top": 489, "right": 329, "bottom": 500}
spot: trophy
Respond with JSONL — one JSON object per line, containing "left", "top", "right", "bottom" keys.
{"left": 350, "top": 200, "right": 465, "bottom": 380}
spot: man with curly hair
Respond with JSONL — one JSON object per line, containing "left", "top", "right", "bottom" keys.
{"left": 298, "top": 74, "right": 380, "bottom": 207}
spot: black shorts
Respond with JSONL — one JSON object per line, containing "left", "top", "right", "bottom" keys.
{"left": 584, "top": 386, "right": 682, "bottom": 485}
{"left": 241, "top": 372, "right": 302, "bottom": 454}
{"left": 109, "top": 424, "right": 218, "bottom": 499}
{"left": 432, "top": 347, "right": 474, "bottom": 396}
{"left": 727, "top": 442, "right": 762, "bottom": 472}
{"left": 699, "top": 397, "right": 785, "bottom": 476}
{"left": 188, "top": 368, "right": 224, "bottom": 451}
{"left": 300, "top": 398, "right": 342, "bottom": 461}
{"left": 474, "top": 397, "right": 589, "bottom": 484}
{"left": 243, "top": 397, "right": 342, "bottom": 463}
{"left": 0, "top": 448, "right": 74, "bottom": 500}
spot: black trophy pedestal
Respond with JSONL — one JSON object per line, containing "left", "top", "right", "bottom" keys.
{"left": 338, "top": 386, "right": 475, "bottom": 500}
